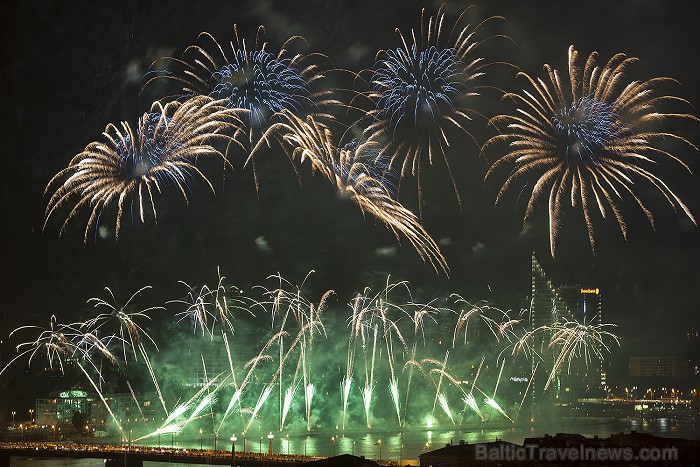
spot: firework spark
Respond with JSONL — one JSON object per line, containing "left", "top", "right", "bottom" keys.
{"left": 44, "top": 97, "right": 243, "bottom": 242}
{"left": 1, "top": 316, "right": 81, "bottom": 376}
{"left": 251, "top": 111, "right": 448, "bottom": 273}
{"left": 83, "top": 286, "right": 162, "bottom": 363}
{"left": 544, "top": 317, "right": 620, "bottom": 390}
{"left": 144, "top": 25, "right": 333, "bottom": 156}
{"left": 360, "top": 5, "right": 506, "bottom": 212}
{"left": 484, "top": 45, "right": 698, "bottom": 256}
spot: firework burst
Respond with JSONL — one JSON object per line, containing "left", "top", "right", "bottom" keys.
{"left": 251, "top": 111, "right": 448, "bottom": 274}
{"left": 83, "top": 285, "right": 163, "bottom": 363}
{"left": 484, "top": 45, "right": 698, "bottom": 256}
{"left": 361, "top": 5, "right": 505, "bottom": 212}
{"left": 44, "top": 97, "right": 244, "bottom": 242}
{"left": 1, "top": 316, "right": 81, "bottom": 376}
{"left": 144, "top": 25, "right": 332, "bottom": 150}
{"left": 544, "top": 317, "right": 620, "bottom": 390}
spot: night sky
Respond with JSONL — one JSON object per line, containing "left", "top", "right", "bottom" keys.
{"left": 2, "top": 0, "right": 700, "bottom": 400}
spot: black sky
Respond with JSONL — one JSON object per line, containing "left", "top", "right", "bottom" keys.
{"left": 2, "top": 0, "right": 700, "bottom": 387}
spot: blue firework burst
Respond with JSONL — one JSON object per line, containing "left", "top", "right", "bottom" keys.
{"left": 552, "top": 96, "right": 622, "bottom": 166}
{"left": 373, "top": 45, "right": 464, "bottom": 135}
{"left": 209, "top": 48, "right": 312, "bottom": 130}
{"left": 145, "top": 25, "right": 323, "bottom": 142}
{"left": 115, "top": 112, "right": 187, "bottom": 185}
{"left": 362, "top": 6, "right": 505, "bottom": 211}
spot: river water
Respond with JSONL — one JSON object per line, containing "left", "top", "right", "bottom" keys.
{"left": 8, "top": 417, "right": 699, "bottom": 465}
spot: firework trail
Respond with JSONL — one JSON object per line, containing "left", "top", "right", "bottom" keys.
{"left": 4, "top": 272, "right": 620, "bottom": 433}
{"left": 76, "top": 361, "right": 122, "bottom": 431}
{"left": 461, "top": 356, "right": 485, "bottom": 421}
{"left": 431, "top": 351, "right": 449, "bottom": 415}
{"left": 302, "top": 343, "right": 314, "bottom": 432}
{"left": 246, "top": 385, "right": 273, "bottom": 432}
{"left": 159, "top": 373, "right": 226, "bottom": 437}
{"left": 2, "top": 316, "right": 131, "bottom": 432}
{"left": 401, "top": 300, "right": 440, "bottom": 422}
{"left": 126, "top": 380, "right": 146, "bottom": 419}
{"left": 44, "top": 97, "right": 243, "bottom": 242}
{"left": 462, "top": 393, "right": 483, "bottom": 421}
{"left": 484, "top": 396, "right": 512, "bottom": 422}
{"left": 281, "top": 384, "right": 297, "bottom": 432}
{"left": 250, "top": 111, "right": 448, "bottom": 274}
{"left": 355, "top": 5, "right": 507, "bottom": 215}
{"left": 437, "top": 393, "right": 455, "bottom": 425}
{"left": 484, "top": 360, "right": 512, "bottom": 422}
{"left": 543, "top": 317, "right": 619, "bottom": 390}
{"left": 2, "top": 317, "right": 89, "bottom": 376}
{"left": 484, "top": 45, "right": 698, "bottom": 256}
{"left": 451, "top": 297, "right": 511, "bottom": 346}
{"left": 83, "top": 286, "right": 162, "bottom": 364}
{"left": 516, "top": 362, "right": 538, "bottom": 421}
{"left": 388, "top": 363, "right": 402, "bottom": 426}
{"left": 134, "top": 342, "right": 167, "bottom": 414}
{"left": 362, "top": 323, "right": 379, "bottom": 428}
{"left": 213, "top": 273, "right": 327, "bottom": 433}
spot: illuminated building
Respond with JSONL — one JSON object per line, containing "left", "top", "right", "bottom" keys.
{"left": 36, "top": 390, "right": 94, "bottom": 426}
{"left": 530, "top": 255, "right": 604, "bottom": 407}
{"left": 555, "top": 286, "right": 604, "bottom": 400}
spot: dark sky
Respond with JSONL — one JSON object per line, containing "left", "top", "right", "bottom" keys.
{"left": 2, "top": 0, "right": 700, "bottom": 386}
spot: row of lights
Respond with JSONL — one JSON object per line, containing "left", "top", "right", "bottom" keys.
{"left": 10, "top": 409, "right": 35, "bottom": 425}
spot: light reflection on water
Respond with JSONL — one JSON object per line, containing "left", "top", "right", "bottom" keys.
{"left": 9, "top": 419, "right": 699, "bottom": 465}
{"left": 173, "top": 419, "right": 698, "bottom": 459}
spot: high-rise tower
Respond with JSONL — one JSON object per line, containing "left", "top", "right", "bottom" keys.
{"left": 530, "top": 254, "right": 604, "bottom": 413}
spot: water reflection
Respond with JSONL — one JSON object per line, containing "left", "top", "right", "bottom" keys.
{"left": 224, "top": 419, "right": 699, "bottom": 460}
{"left": 10, "top": 419, "right": 698, "bottom": 464}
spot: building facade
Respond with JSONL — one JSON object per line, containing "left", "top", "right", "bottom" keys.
{"left": 530, "top": 255, "right": 605, "bottom": 410}
{"left": 36, "top": 389, "right": 94, "bottom": 426}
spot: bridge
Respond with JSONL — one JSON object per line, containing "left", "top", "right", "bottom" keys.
{"left": 0, "top": 443, "right": 317, "bottom": 467}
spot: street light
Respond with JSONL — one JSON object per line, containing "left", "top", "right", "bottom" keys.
{"left": 214, "top": 431, "right": 218, "bottom": 452}
{"left": 230, "top": 434, "right": 237, "bottom": 463}
{"left": 29, "top": 409, "right": 34, "bottom": 424}
{"left": 305, "top": 436, "right": 309, "bottom": 456}
{"left": 352, "top": 441, "right": 356, "bottom": 456}
{"left": 285, "top": 433, "right": 289, "bottom": 455}
{"left": 243, "top": 431, "right": 246, "bottom": 452}
{"left": 200, "top": 428, "right": 203, "bottom": 450}
{"left": 331, "top": 436, "right": 336, "bottom": 456}
{"left": 52, "top": 425, "right": 56, "bottom": 442}
{"left": 377, "top": 439, "right": 382, "bottom": 461}
{"left": 267, "top": 432, "right": 274, "bottom": 455}
{"left": 11, "top": 411, "right": 16, "bottom": 425}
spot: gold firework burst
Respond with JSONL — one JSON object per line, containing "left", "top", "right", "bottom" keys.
{"left": 45, "top": 97, "right": 244, "bottom": 242}
{"left": 484, "top": 45, "right": 698, "bottom": 256}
